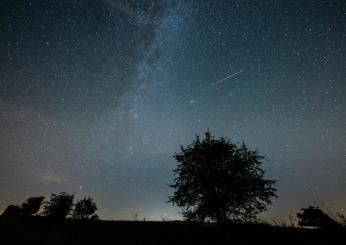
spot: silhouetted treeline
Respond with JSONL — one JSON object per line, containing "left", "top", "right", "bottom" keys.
{"left": 2, "top": 131, "right": 346, "bottom": 230}
{"left": 1, "top": 192, "right": 98, "bottom": 220}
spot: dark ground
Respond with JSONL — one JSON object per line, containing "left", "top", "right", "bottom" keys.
{"left": 0, "top": 216, "right": 344, "bottom": 245}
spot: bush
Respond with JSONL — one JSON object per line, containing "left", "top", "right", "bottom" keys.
{"left": 297, "top": 206, "right": 338, "bottom": 228}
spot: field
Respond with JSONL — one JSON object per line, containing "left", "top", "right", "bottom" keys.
{"left": 0, "top": 216, "right": 344, "bottom": 245}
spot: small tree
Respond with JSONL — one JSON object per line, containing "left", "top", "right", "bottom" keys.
{"left": 72, "top": 197, "right": 98, "bottom": 220}
{"left": 297, "top": 206, "right": 337, "bottom": 228}
{"left": 168, "top": 131, "right": 277, "bottom": 224}
{"left": 2, "top": 205, "right": 22, "bottom": 216}
{"left": 21, "top": 196, "right": 45, "bottom": 216}
{"left": 43, "top": 192, "right": 74, "bottom": 220}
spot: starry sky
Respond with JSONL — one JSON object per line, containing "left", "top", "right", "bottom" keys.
{"left": 0, "top": 0, "right": 345, "bottom": 221}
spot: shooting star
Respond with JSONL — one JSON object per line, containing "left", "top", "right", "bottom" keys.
{"left": 188, "top": 70, "right": 244, "bottom": 104}
{"left": 210, "top": 70, "right": 243, "bottom": 86}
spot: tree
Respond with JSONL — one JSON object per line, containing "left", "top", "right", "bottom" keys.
{"left": 2, "top": 205, "right": 21, "bottom": 216}
{"left": 72, "top": 197, "right": 98, "bottom": 220}
{"left": 43, "top": 192, "right": 74, "bottom": 220}
{"left": 297, "top": 206, "right": 337, "bottom": 228}
{"left": 21, "top": 196, "right": 45, "bottom": 216}
{"left": 168, "top": 131, "right": 277, "bottom": 224}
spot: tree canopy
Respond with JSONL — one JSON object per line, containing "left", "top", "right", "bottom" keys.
{"left": 297, "top": 206, "right": 337, "bottom": 228}
{"left": 168, "top": 131, "right": 277, "bottom": 223}
{"left": 1, "top": 205, "right": 22, "bottom": 216}
{"left": 72, "top": 197, "right": 98, "bottom": 220}
{"left": 43, "top": 192, "right": 74, "bottom": 220}
{"left": 21, "top": 196, "right": 45, "bottom": 216}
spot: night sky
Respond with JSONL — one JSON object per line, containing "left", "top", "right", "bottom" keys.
{"left": 0, "top": 0, "right": 345, "bottom": 221}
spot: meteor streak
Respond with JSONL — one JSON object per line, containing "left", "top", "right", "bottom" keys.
{"left": 210, "top": 70, "right": 243, "bottom": 86}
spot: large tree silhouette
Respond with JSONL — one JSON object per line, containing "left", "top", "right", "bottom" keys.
{"left": 168, "top": 131, "right": 277, "bottom": 224}
{"left": 43, "top": 192, "right": 74, "bottom": 220}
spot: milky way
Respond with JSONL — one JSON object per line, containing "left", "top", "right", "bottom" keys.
{"left": 0, "top": 0, "right": 345, "bottom": 220}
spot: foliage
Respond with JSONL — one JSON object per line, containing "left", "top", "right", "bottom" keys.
{"left": 168, "top": 130, "right": 277, "bottom": 223}
{"left": 335, "top": 213, "right": 346, "bottom": 226}
{"left": 43, "top": 192, "right": 74, "bottom": 220}
{"left": 297, "top": 206, "right": 337, "bottom": 228}
{"left": 21, "top": 196, "right": 45, "bottom": 216}
{"left": 2, "top": 205, "right": 22, "bottom": 216}
{"left": 72, "top": 197, "right": 98, "bottom": 220}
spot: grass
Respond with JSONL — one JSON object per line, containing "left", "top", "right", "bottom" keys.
{"left": 0, "top": 216, "right": 344, "bottom": 245}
